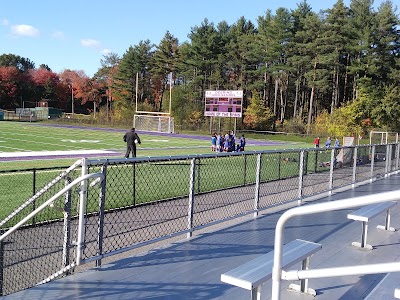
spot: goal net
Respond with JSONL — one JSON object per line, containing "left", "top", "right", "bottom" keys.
{"left": 369, "top": 131, "right": 399, "bottom": 145}
{"left": 134, "top": 114, "right": 175, "bottom": 133}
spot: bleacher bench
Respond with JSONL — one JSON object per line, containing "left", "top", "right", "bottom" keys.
{"left": 221, "top": 239, "right": 322, "bottom": 300}
{"left": 347, "top": 201, "right": 397, "bottom": 250}
{"left": 395, "top": 287, "right": 400, "bottom": 299}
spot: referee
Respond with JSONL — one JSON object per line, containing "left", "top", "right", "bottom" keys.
{"left": 123, "top": 128, "right": 141, "bottom": 158}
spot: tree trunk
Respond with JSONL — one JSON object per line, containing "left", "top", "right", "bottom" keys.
{"left": 280, "top": 86, "right": 284, "bottom": 122}
{"left": 263, "top": 63, "right": 267, "bottom": 106}
{"left": 307, "top": 58, "right": 318, "bottom": 134}
{"left": 307, "top": 85, "right": 315, "bottom": 134}
{"left": 293, "top": 78, "right": 300, "bottom": 119}
{"left": 335, "top": 69, "right": 340, "bottom": 107}
{"left": 330, "top": 68, "right": 336, "bottom": 116}
{"left": 274, "top": 77, "right": 278, "bottom": 115}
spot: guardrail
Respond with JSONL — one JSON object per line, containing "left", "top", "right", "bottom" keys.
{"left": 271, "top": 189, "right": 400, "bottom": 300}
{"left": 0, "top": 172, "right": 104, "bottom": 246}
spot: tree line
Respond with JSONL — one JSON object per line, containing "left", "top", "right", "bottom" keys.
{"left": 0, "top": 0, "right": 399, "bottom": 136}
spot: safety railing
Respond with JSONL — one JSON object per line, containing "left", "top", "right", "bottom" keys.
{"left": 0, "top": 172, "right": 104, "bottom": 245}
{"left": 271, "top": 189, "right": 400, "bottom": 300}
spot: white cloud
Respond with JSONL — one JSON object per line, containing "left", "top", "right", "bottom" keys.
{"left": 1, "top": 19, "right": 9, "bottom": 26}
{"left": 81, "top": 38, "right": 100, "bottom": 48}
{"left": 101, "top": 48, "right": 112, "bottom": 55}
{"left": 11, "top": 24, "right": 40, "bottom": 37}
{"left": 52, "top": 31, "right": 65, "bottom": 40}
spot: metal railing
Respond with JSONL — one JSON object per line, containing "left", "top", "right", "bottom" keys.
{"left": 0, "top": 172, "right": 104, "bottom": 243}
{"left": 271, "top": 189, "right": 400, "bottom": 300}
{"left": 0, "top": 143, "right": 399, "bottom": 295}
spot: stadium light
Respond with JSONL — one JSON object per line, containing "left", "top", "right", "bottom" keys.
{"left": 69, "top": 83, "right": 74, "bottom": 115}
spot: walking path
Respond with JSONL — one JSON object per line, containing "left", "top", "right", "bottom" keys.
{"left": 4, "top": 173, "right": 400, "bottom": 300}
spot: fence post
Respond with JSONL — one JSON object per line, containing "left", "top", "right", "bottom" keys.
{"left": 63, "top": 176, "right": 72, "bottom": 273}
{"left": 304, "top": 150, "right": 309, "bottom": 174}
{"left": 385, "top": 144, "right": 391, "bottom": 176}
{"left": 297, "top": 150, "right": 304, "bottom": 205}
{"left": 329, "top": 149, "right": 335, "bottom": 193}
{"left": 32, "top": 169, "right": 37, "bottom": 225}
{"left": 390, "top": 144, "right": 393, "bottom": 173}
{"left": 314, "top": 150, "right": 318, "bottom": 173}
{"left": 76, "top": 158, "right": 88, "bottom": 265}
{"left": 396, "top": 143, "right": 400, "bottom": 170}
{"left": 32, "top": 168, "right": 36, "bottom": 197}
{"left": 352, "top": 146, "right": 358, "bottom": 187}
{"left": 253, "top": 153, "right": 262, "bottom": 217}
{"left": 96, "top": 163, "right": 108, "bottom": 268}
{"left": 132, "top": 162, "right": 136, "bottom": 206}
{"left": 187, "top": 158, "right": 196, "bottom": 238}
{"left": 0, "top": 230, "right": 3, "bottom": 296}
{"left": 370, "top": 145, "right": 376, "bottom": 182}
{"left": 278, "top": 152, "right": 282, "bottom": 180}
{"left": 243, "top": 154, "right": 247, "bottom": 186}
{"left": 197, "top": 158, "right": 201, "bottom": 194}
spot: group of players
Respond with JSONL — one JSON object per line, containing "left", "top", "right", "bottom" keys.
{"left": 211, "top": 131, "right": 246, "bottom": 153}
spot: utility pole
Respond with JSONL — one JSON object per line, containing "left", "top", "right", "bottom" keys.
{"left": 71, "top": 83, "right": 74, "bottom": 115}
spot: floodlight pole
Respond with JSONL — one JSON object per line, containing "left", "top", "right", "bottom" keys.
{"left": 71, "top": 83, "right": 74, "bottom": 116}
{"left": 168, "top": 72, "right": 172, "bottom": 133}
{"left": 135, "top": 72, "right": 138, "bottom": 111}
{"left": 169, "top": 72, "right": 172, "bottom": 115}
{"left": 134, "top": 72, "right": 138, "bottom": 127}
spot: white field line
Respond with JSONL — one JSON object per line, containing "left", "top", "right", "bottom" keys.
{"left": 0, "top": 132, "right": 174, "bottom": 152}
{"left": 0, "top": 150, "right": 119, "bottom": 158}
{"left": 0, "top": 127, "right": 122, "bottom": 149}
{"left": 0, "top": 135, "right": 90, "bottom": 150}
{"left": 0, "top": 144, "right": 27, "bottom": 151}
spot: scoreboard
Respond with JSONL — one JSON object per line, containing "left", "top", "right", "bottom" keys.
{"left": 204, "top": 90, "right": 243, "bottom": 118}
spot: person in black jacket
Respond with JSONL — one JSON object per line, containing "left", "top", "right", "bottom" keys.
{"left": 123, "top": 128, "right": 141, "bottom": 158}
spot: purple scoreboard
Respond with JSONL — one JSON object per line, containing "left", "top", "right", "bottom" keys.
{"left": 204, "top": 90, "right": 243, "bottom": 117}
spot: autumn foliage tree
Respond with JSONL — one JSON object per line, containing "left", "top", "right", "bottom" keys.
{"left": 243, "top": 91, "right": 275, "bottom": 130}
{"left": 0, "top": 66, "right": 23, "bottom": 108}
{"left": 29, "top": 68, "right": 61, "bottom": 105}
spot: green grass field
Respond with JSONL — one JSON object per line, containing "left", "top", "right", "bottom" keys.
{"left": 0, "top": 121, "right": 317, "bottom": 224}
{"left": 0, "top": 121, "right": 312, "bottom": 171}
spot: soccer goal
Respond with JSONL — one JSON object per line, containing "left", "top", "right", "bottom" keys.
{"left": 133, "top": 114, "right": 175, "bottom": 133}
{"left": 369, "top": 131, "right": 399, "bottom": 145}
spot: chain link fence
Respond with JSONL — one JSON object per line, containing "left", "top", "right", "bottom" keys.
{"left": 0, "top": 143, "right": 399, "bottom": 295}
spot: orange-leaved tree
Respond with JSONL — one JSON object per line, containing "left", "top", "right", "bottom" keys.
{"left": 243, "top": 91, "right": 275, "bottom": 130}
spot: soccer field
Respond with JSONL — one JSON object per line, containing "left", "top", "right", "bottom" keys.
{"left": 0, "top": 121, "right": 308, "bottom": 171}
{"left": 0, "top": 121, "right": 314, "bottom": 222}
{"left": 0, "top": 122, "right": 209, "bottom": 170}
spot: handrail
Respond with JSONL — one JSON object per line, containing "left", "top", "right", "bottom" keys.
{"left": 0, "top": 159, "right": 82, "bottom": 227}
{"left": 271, "top": 189, "right": 400, "bottom": 300}
{"left": 0, "top": 172, "right": 103, "bottom": 242}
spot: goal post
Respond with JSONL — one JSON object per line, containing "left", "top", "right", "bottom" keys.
{"left": 133, "top": 72, "right": 174, "bottom": 133}
{"left": 133, "top": 114, "right": 175, "bottom": 133}
{"left": 369, "top": 131, "right": 399, "bottom": 145}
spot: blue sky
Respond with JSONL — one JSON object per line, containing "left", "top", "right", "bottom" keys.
{"left": 0, "top": 0, "right": 388, "bottom": 77}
